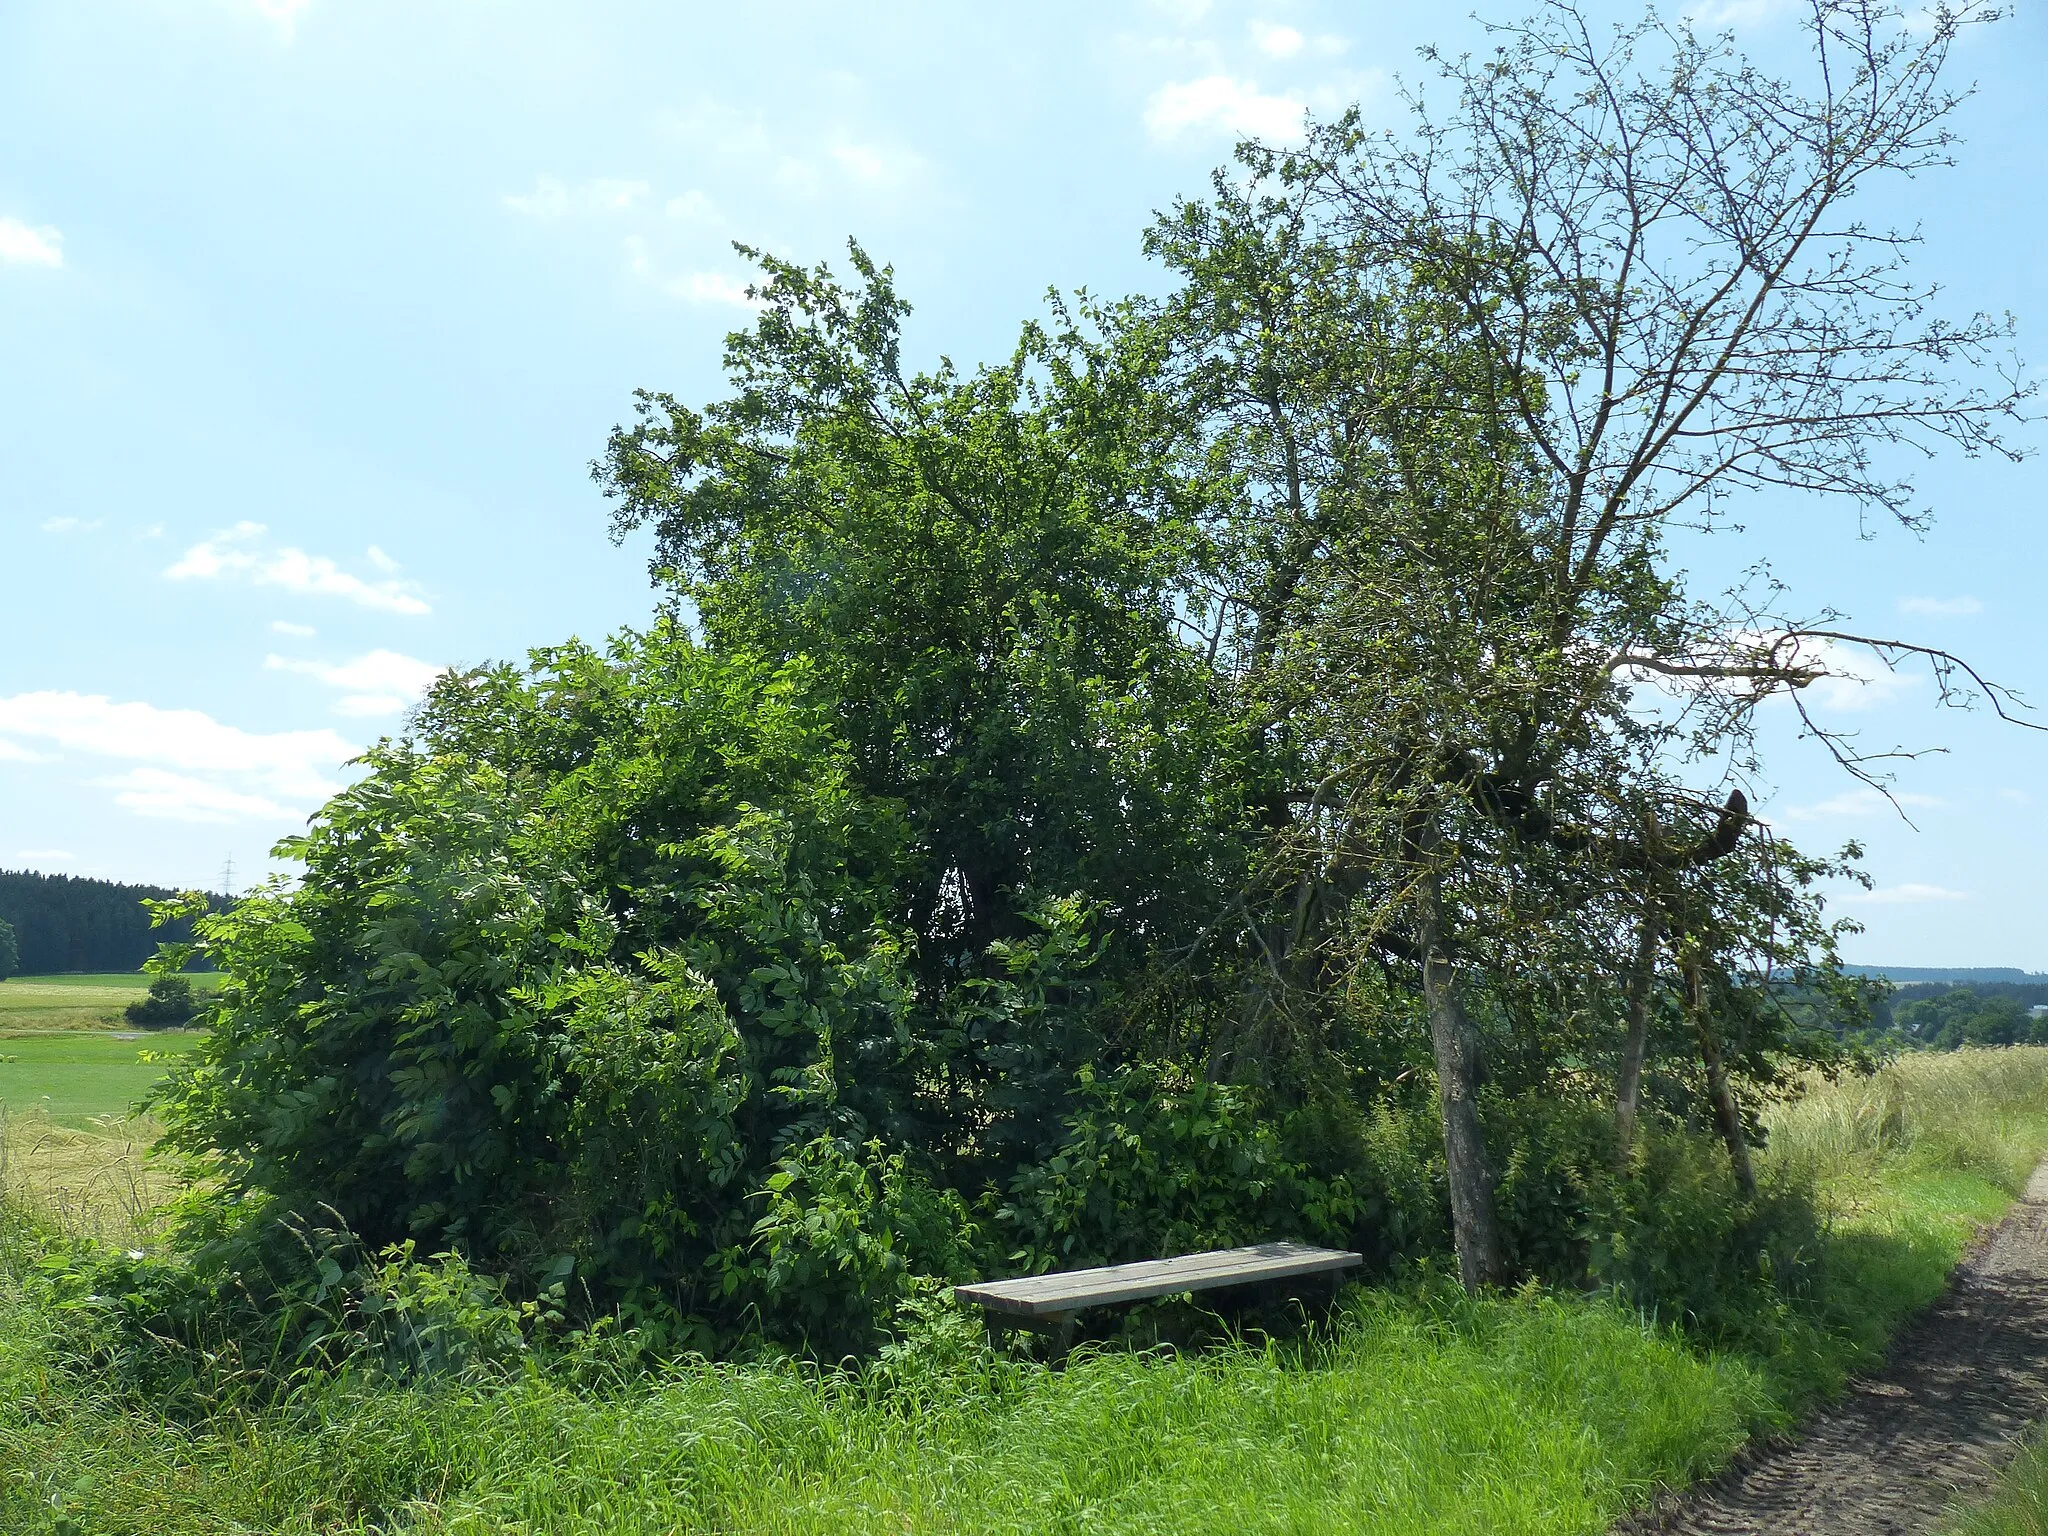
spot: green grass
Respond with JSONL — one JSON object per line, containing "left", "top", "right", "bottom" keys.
{"left": 1942, "top": 1431, "right": 2048, "bottom": 1535}
{"left": 0, "top": 1029, "right": 205, "bottom": 1127}
{"left": 0, "top": 972, "right": 221, "bottom": 1036}
{"left": 0, "top": 1047, "right": 2043, "bottom": 1536}
{"left": 0, "top": 973, "right": 150, "bottom": 1033}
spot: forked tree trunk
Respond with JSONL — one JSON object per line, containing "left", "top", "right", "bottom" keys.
{"left": 1613, "top": 909, "right": 1663, "bottom": 1166}
{"left": 1684, "top": 954, "right": 1757, "bottom": 1200}
{"left": 1417, "top": 868, "right": 1507, "bottom": 1290}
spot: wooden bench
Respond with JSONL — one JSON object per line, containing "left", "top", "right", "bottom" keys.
{"left": 954, "top": 1241, "right": 1362, "bottom": 1347}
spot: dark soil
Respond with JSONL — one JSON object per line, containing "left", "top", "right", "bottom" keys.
{"left": 1620, "top": 1162, "right": 2048, "bottom": 1534}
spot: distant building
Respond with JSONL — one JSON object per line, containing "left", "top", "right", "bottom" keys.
{"left": 2031, "top": 1005, "right": 2048, "bottom": 1020}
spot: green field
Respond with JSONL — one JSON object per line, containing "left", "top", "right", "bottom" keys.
{"left": 0, "top": 972, "right": 152, "bottom": 1032}
{"left": 0, "top": 1029, "right": 206, "bottom": 1127}
{"left": 0, "top": 974, "right": 209, "bottom": 1127}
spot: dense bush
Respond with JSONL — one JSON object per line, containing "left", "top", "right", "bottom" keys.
{"left": 150, "top": 631, "right": 1337, "bottom": 1353}
{"left": 124, "top": 975, "right": 198, "bottom": 1026}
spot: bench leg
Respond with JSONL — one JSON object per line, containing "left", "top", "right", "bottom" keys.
{"left": 984, "top": 1309, "right": 1079, "bottom": 1357}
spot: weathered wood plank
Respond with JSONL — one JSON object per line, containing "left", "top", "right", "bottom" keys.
{"left": 953, "top": 1241, "right": 1362, "bottom": 1317}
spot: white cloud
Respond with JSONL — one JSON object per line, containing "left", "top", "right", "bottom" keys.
{"left": 1839, "top": 882, "right": 1970, "bottom": 905}
{"left": 664, "top": 190, "right": 719, "bottom": 223}
{"left": 249, "top": 0, "right": 312, "bottom": 38}
{"left": 1148, "top": 0, "right": 1212, "bottom": 21}
{"left": 0, "top": 216, "right": 64, "bottom": 269}
{"left": 655, "top": 101, "right": 927, "bottom": 203}
{"left": 266, "top": 649, "right": 444, "bottom": 716}
{"left": 504, "top": 175, "right": 651, "bottom": 219}
{"left": 12, "top": 849, "right": 74, "bottom": 862}
{"left": 331, "top": 694, "right": 409, "bottom": 718}
{"left": 1778, "top": 787, "right": 1941, "bottom": 822}
{"left": 624, "top": 238, "right": 761, "bottom": 309}
{"left": 0, "top": 738, "right": 49, "bottom": 763}
{"left": 1683, "top": 0, "right": 1798, "bottom": 25}
{"left": 271, "top": 620, "right": 317, "bottom": 637}
{"left": 0, "top": 690, "right": 353, "bottom": 806}
{"left": 1145, "top": 76, "right": 1308, "bottom": 143}
{"left": 1710, "top": 632, "right": 1920, "bottom": 714}
{"left": 1250, "top": 20, "right": 1304, "bottom": 57}
{"left": 40, "top": 516, "right": 102, "bottom": 534}
{"left": 94, "top": 768, "right": 300, "bottom": 825}
{"left": 166, "top": 522, "right": 430, "bottom": 615}
{"left": 1897, "top": 595, "right": 1983, "bottom": 618}
{"left": 1999, "top": 788, "right": 2033, "bottom": 806}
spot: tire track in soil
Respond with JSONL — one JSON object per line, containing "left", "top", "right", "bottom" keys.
{"left": 1618, "top": 1160, "right": 2048, "bottom": 1535}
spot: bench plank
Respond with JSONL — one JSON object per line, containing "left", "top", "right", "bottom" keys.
{"left": 954, "top": 1241, "right": 1362, "bottom": 1317}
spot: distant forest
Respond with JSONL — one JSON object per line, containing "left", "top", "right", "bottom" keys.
{"left": 0, "top": 869, "right": 222, "bottom": 975}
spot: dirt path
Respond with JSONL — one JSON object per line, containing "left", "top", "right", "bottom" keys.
{"left": 1622, "top": 1161, "right": 2048, "bottom": 1535}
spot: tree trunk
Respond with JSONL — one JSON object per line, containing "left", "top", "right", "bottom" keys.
{"left": 1417, "top": 868, "right": 1507, "bottom": 1290}
{"left": 1613, "top": 909, "right": 1663, "bottom": 1167}
{"left": 1684, "top": 955, "right": 1756, "bottom": 1200}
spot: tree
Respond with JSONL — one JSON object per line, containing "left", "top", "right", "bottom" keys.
{"left": 0, "top": 915, "right": 17, "bottom": 982}
{"left": 1142, "top": 0, "right": 2029, "bottom": 1285}
{"left": 597, "top": 248, "right": 1256, "bottom": 1048}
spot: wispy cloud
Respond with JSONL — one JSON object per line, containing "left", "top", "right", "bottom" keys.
{"left": 1898, "top": 595, "right": 1983, "bottom": 618}
{"left": 1145, "top": 76, "right": 1308, "bottom": 143}
{"left": 2000, "top": 788, "right": 2033, "bottom": 806}
{"left": 504, "top": 175, "right": 651, "bottom": 218}
{"left": 1838, "top": 882, "right": 1970, "bottom": 905}
{"left": 40, "top": 516, "right": 102, "bottom": 534}
{"left": 1683, "top": 0, "right": 1799, "bottom": 26}
{"left": 664, "top": 190, "right": 720, "bottom": 223}
{"left": 250, "top": 0, "right": 313, "bottom": 39}
{"left": 623, "top": 238, "right": 761, "bottom": 309}
{"left": 1147, "top": 0, "right": 1212, "bottom": 22}
{"left": 654, "top": 101, "right": 928, "bottom": 203}
{"left": 0, "top": 217, "right": 64, "bottom": 269}
{"left": 0, "top": 690, "right": 354, "bottom": 821}
{"left": 1250, "top": 20, "right": 1305, "bottom": 57}
{"left": 266, "top": 649, "right": 445, "bottom": 717}
{"left": 11, "top": 849, "right": 74, "bottom": 862}
{"left": 1778, "top": 787, "right": 1941, "bottom": 822}
{"left": 166, "top": 522, "right": 430, "bottom": 615}
{"left": 94, "top": 768, "right": 301, "bottom": 825}
{"left": 271, "top": 620, "right": 317, "bottom": 637}
{"left": 0, "top": 739, "right": 50, "bottom": 764}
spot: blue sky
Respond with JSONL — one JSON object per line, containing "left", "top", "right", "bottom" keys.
{"left": 1, "top": 0, "right": 2042, "bottom": 967}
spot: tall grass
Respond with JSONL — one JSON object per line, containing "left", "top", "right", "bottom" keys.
{"left": 0, "top": 1105, "right": 171, "bottom": 1247}
{"left": 2, "top": 1049, "right": 2045, "bottom": 1536}
{"left": 1942, "top": 1431, "right": 2048, "bottom": 1536}
{"left": 1765, "top": 1047, "right": 2048, "bottom": 1200}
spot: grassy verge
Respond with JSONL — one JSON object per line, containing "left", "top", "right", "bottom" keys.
{"left": 2, "top": 1048, "right": 2044, "bottom": 1536}
{"left": 1942, "top": 1432, "right": 2048, "bottom": 1535}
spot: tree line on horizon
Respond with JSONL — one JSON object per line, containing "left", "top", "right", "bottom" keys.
{"left": 0, "top": 869, "right": 219, "bottom": 977}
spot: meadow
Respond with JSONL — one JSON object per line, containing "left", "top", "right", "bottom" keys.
{"left": 2, "top": 1048, "right": 2043, "bottom": 1535}
{"left": 0, "top": 973, "right": 208, "bottom": 1128}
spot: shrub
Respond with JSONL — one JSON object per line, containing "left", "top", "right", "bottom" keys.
{"left": 123, "top": 975, "right": 196, "bottom": 1027}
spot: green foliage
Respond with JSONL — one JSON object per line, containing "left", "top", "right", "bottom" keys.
{"left": 148, "top": 629, "right": 1235, "bottom": 1351}
{"left": 0, "top": 917, "right": 16, "bottom": 982}
{"left": 10, "top": 1047, "right": 2046, "bottom": 1534}
{"left": 998, "top": 1064, "right": 1361, "bottom": 1267}
{"left": 123, "top": 975, "right": 197, "bottom": 1027}
{"left": 1895, "top": 987, "right": 2048, "bottom": 1051}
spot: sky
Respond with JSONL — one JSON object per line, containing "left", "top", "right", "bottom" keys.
{"left": 1, "top": 0, "right": 2042, "bottom": 968}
